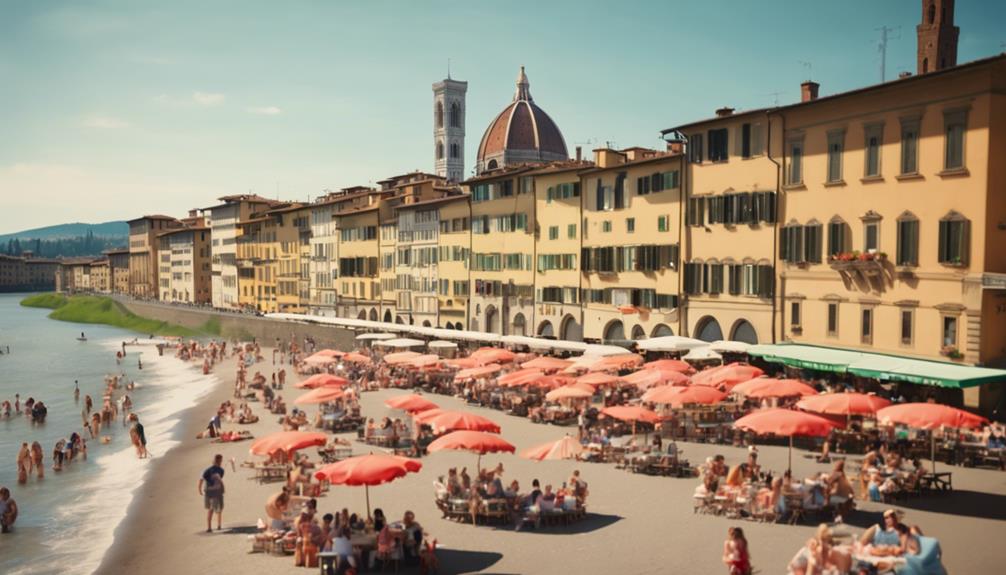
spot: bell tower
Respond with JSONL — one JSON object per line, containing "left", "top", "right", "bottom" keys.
{"left": 917, "top": 0, "right": 959, "bottom": 74}
{"left": 433, "top": 76, "right": 467, "bottom": 182}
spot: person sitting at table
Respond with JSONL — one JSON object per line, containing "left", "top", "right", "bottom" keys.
{"left": 860, "top": 509, "right": 903, "bottom": 556}
{"left": 328, "top": 526, "right": 357, "bottom": 574}
{"left": 527, "top": 479, "right": 543, "bottom": 507}
{"left": 746, "top": 449, "right": 761, "bottom": 480}
{"left": 661, "top": 439, "right": 680, "bottom": 468}
{"left": 371, "top": 522, "right": 402, "bottom": 570}
{"left": 364, "top": 418, "right": 376, "bottom": 441}
{"left": 824, "top": 460, "right": 855, "bottom": 516}
{"left": 505, "top": 479, "right": 520, "bottom": 499}
{"left": 401, "top": 510, "right": 423, "bottom": 565}
{"left": 372, "top": 508, "right": 387, "bottom": 532}
{"left": 446, "top": 468, "right": 461, "bottom": 497}
{"left": 712, "top": 454, "right": 728, "bottom": 479}
{"left": 460, "top": 467, "right": 472, "bottom": 493}
{"left": 540, "top": 484, "right": 556, "bottom": 510}
{"left": 725, "top": 463, "right": 748, "bottom": 488}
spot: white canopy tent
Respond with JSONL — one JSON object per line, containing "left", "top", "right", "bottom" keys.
{"left": 355, "top": 332, "right": 398, "bottom": 341}
{"left": 427, "top": 340, "right": 459, "bottom": 349}
{"left": 709, "top": 340, "right": 752, "bottom": 354}
{"left": 373, "top": 338, "right": 426, "bottom": 349}
{"left": 636, "top": 336, "right": 708, "bottom": 353}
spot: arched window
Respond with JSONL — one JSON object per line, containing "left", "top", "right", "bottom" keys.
{"left": 630, "top": 325, "right": 646, "bottom": 340}
{"left": 487, "top": 159, "right": 498, "bottom": 170}
{"left": 928, "top": 2, "right": 936, "bottom": 24}
{"left": 694, "top": 316, "right": 724, "bottom": 342}
{"left": 512, "top": 313, "right": 526, "bottom": 336}
{"left": 603, "top": 320, "right": 625, "bottom": 342}
{"left": 450, "top": 143, "right": 459, "bottom": 159}
{"left": 560, "top": 314, "right": 582, "bottom": 341}
{"left": 450, "top": 102, "right": 461, "bottom": 127}
{"left": 537, "top": 320, "right": 554, "bottom": 338}
{"left": 651, "top": 324, "right": 673, "bottom": 337}
{"left": 436, "top": 142, "right": 444, "bottom": 160}
{"left": 730, "top": 319, "right": 758, "bottom": 344}
{"left": 436, "top": 101, "right": 444, "bottom": 128}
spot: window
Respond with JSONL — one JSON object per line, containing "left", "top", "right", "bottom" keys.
{"left": 519, "top": 176, "right": 534, "bottom": 195}
{"left": 896, "top": 214, "right": 919, "bottom": 266}
{"left": 683, "top": 262, "right": 703, "bottom": 294}
{"left": 861, "top": 308, "right": 873, "bottom": 344}
{"left": 942, "top": 315, "right": 958, "bottom": 347}
{"left": 658, "top": 215, "right": 668, "bottom": 233}
{"left": 686, "top": 197, "right": 705, "bottom": 227}
{"left": 436, "top": 142, "right": 444, "bottom": 159}
{"left": 450, "top": 102, "right": 461, "bottom": 128}
{"left": 740, "top": 123, "right": 751, "bottom": 158}
{"left": 827, "top": 130, "right": 844, "bottom": 183}
{"left": 450, "top": 142, "right": 459, "bottom": 158}
{"left": 567, "top": 224, "right": 576, "bottom": 239}
{"left": 900, "top": 309, "right": 914, "bottom": 345}
{"left": 828, "top": 219, "right": 848, "bottom": 257}
{"left": 708, "top": 128, "right": 729, "bottom": 162}
{"left": 790, "top": 301, "right": 801, "bottom": 328}
{"left": 787, "top": 139, "right": 804, "bottom": 184}
{"left": 943, "top": 110, "right": 967, "bottom": 170}
{"left": 727, "top": 264, "right": 741, "bottom": 295}
{"left": 864, "top": 221, "right": 880, "bottom": 253}
{"left": 804, "top": 223, "right": 822, "bottom": 263}
{"left": 548, "top": 226, "right": 558, "bottom": 240}
{"left": 436, "top": 101, "right": 444, "bottom": 128}
{"left": 780, "top": 224, "right": 804, "bottom": 264}
{"left": 602, "top": 220, "right": 612, "bottom": 233}
{"left": 750, "top": 122, "right": 765, "bottom": 156}
{"left": 689, "top": 133, "right": 704, "bottom": 163}
{"left": 626, "top": 218, "right": 635, "bottom": 233}
{"left": 864, "top": 123, "right": 883, "bottom": 177}
{"left": 827, "top": 303, "right": 838, "bottom": 336}
{"left": 707, "top": 263, "right": 724, "bottom": 294}
{"left": 900, "top": 117, "right": 920, "bottom": 175}
{"left": 938, "top": 212, "right": 969, "bottom": 265}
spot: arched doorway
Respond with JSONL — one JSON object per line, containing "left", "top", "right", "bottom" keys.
{"left": 422, "top": 320, "right": 432, "bottom": 327}
{"left": 730, "top": 319, "right": 759, "bottom": 344}
{"left": 485, "top": 305, "right": 498, "bottom": 334}
{"left": 603, "top": 320, "right": 625, "bottom": 342}
{"left": 512, "top": 313, "right": 526, "bottom": 336}
{"left": 694, "top": 316, "right": 724, "bottom": 342}
{"left": 537, "top": 320, "right": 554, "bottom": 338}
{"left": 630, "top": 325, "right": 646, "bottom": 340}
{"left": 357, "top": 310, "right": 367, "bottom": 320}
{"left": 395, "top": 316, "right": 405, "bottom": 325}
{"left": 560, "top": 314, "right": 583, "bottom": 341}
{"left": 651, "top": 323, "right": 673, "bottom": 337}
{"left": 383, "top": 309, "right": 392, "bottom": 323}
{"left": 368, "top": 309, "right": 378, "bottom": 321}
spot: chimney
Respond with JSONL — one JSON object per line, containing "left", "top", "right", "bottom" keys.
{"left": 801, "top": 81, "right": 819, "bottom": 102}
{"left": 575, "top": 146, "right": 582, "bottom": 162}
{"left": 715, "top": 107, "right": 734, "bottom": 117}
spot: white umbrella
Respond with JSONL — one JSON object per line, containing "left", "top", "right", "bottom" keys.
{"left": 373, "top": 338, "right": 426, "bottom": 349}
{"left": 427, "top": 340, "right": 458, "bottom": 349}
{"left": 683, "top": 346, "right": 723, "bottom": 361}
{"left": 636, "top": 336, "right": 708, "bottom": 352}
{"left": 709, "top": 340, "right": 751, "bottom": 354}
{"left": 356, "top": 333, "right": 397, "bottom": 341}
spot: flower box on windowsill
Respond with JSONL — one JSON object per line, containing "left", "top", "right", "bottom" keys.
{"left": 828, "top": 251, "right": 887, "bottom": 272}
{"left": 941, "top": 346, "right": 965, "bottom": 361}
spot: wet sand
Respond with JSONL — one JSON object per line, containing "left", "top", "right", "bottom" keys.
{"left": 99, "top": 350, "right": 1006, "bottom": 574}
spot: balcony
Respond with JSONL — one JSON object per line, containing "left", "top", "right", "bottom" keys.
{"left": 827, "top": 251, "right": 887, "bottom": 277}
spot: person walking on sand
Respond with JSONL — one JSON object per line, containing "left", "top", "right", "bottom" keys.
{"left": 198, "top": 454, "right": 226, "bottom": 532}
{"left": 128, "top": 414, "right": 148, "bottom": 458}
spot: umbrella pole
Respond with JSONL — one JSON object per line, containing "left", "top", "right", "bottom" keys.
{"left": 366, "top": 484, "right": 371, "bottom": 519}
{"left": 788, "top": 435, "right": 793, "bottom": 474}
{"left": 931, "top": 433, "right": 936, "bottom": 475}
{"left": 477, "top": 453, "right": 482, "bottom": 475}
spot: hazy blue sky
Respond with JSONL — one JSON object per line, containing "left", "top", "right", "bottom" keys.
{"left": 1, "top": 0, "right": 1003, "bottom": 233}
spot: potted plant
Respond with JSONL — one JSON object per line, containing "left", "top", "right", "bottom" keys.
{"left": 940, "top": 345, "right": 964, "bottom": 360}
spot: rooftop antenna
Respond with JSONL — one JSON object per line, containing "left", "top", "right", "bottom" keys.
{"left": 798, "top": 61, "right": 813, "bottom": 81}
{"left": 447, "top": 58, "right": 451, "bottom": 80}
{"left": 876, "top": 26, "right": 901, "bottom": 82}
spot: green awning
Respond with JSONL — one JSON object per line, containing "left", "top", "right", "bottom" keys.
{"left": 747, "top": 343, "right": 1006, "bottom": 389}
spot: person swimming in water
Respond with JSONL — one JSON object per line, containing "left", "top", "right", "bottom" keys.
{"left": 74, "top": 380, "right": 80, "bottom": 402}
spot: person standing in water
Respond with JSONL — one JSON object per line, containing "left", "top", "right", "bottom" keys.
{"left": 30, "top": 442, "right": 44, "bottom": 479}
{"left": 16, "top": 444, "right": 31, "bottom": 484}
{"left": 129, "top": 413, "right": 148, "bottom": 458}
{"left": 74, "top": 380, "right": 79, "bottom": 402}
{"left": 137, "top": 356, "right": 143, "bottom": 370}
{"left": 0, "top": 487, "right": 18, "bottom": 533}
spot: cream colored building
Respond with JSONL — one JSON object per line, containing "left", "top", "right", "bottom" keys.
{"left": 206, "top": 194, "right": 277, "bottom": 310}
{"left": 579, "top": 148, "right": 683, "bottom": 343}
{"left": 334, "top": 200, "right": 382, "bottom": 320}
{"left": 105, "top": 249, "right": 131, "bottom": 294}
{"left": 127, "top": 215, "right": 182, "bottom": 297}
{"left": 395, "top": 192, "right": 460, "bottom": 327}
{"left": 157, "top": 216, "right": 212, "bottom": 305}
{"left": 308, "top": 187, "right": 374, "bottom": 316}
{"left": 435, "top": 194, "right": 471, "bottom": 329}
{"left": 89, "top": 259, "right": 110, "bottom": 293}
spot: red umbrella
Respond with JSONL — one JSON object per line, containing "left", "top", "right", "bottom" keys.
{"left": 588, "top": 354, "right": 644, "bottom": 372}
{"left": 427, "top": 429, "right": 516, "bottom": 471}
{"left": 521, "top": 374, "right": 574, "bottom": 390}
{"left": 601, "top": 405, "right": 662, "bottom": 424}
{"left": 384, "top": 394, "right": 439, "bottom": 413}
{"left": 742, "top": 379, "right": 818, "bottom": 399}
{"left": 521, "top": 356, "right": 573, "bottom": 371}
{"left": 314, "top": 349, "right": 345, "bottom": 357}
{"left": 796, "top": 393, "right": 891, "bottom": 416}
{"left": 407, "top": 354, "right": 442, "bottom": 368}
{"left": 521, "top": 435, "right": 584, "bottom": 461}
{"left": 692, "top": 363, "right": 764, "bottom": 390}
{"left": 454, "top": 364, "right": 502, "bottom": 381}
{"left": 422, "top": 410, "right": 501, "bottom": 434}
{"left": 576, "top": 372, "right": 621, "bottom": 387}
{"left": 471, "top": 347, "right": 515, "bottom": 365}
{"left": 250, "top": 431, "right": 328, "bottom": 457}
{"left": 545, "top": 384, "right": 594, "bottom": 402}
{"left": 294, "top": 386, "right": 346, "bottom": 404}
{"left": 342, "top": 352, "right": 372, "bottom": 365}
{"left": 444, "top": 357, "right": 478, "bottom": 369}
{"left": 314, "top": 453, "right": 422, "bottom": 517}
{"left": 412, "top": 408, "right": 446, "bottom": 424}
{"left": 643, "top": 359, "right": 694, "bottom": 373}
{"left": 498, "top": 368, "right": 544, "bottom": 387}
{"left": 876, "top": 402, "right": 989, "bottom": 473}
{"left": 384, "top": 351, "right": 423, "bottom": 365}
{"left": 304, "top": 354, "right": 339, "bottom": 365}
{"left": 644, "top": 385, "right": 726, "bottom": 407}
{"left": 295, "top": 373, "right": 350, "bottom": 389}
{"left": 733, "top": 408, "right": 838, "bottom": 471}
{"left": 622, "top": 368, "right": 690, "bottom": 389}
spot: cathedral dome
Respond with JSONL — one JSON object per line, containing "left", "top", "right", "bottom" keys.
{"left": 476, "top": 67, "right": 568, "bottom": 173}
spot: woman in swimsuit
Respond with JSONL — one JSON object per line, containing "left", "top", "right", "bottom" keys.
{"left": 30, "top": 442, "right": 44, "bottom": 479}
{"left": 722, "top": 526, "right": 751, "bottom": 575}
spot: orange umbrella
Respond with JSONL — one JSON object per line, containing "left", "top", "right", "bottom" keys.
{"left": 342, "top": 352, "right": 372, "bottom": 365}
{"left": 692, "top": 363, "right": 764, "bottom": 390}
{"left": 498, "top": 368, "right": 544, "bottom": 386}
{"left": 742, "top": 379, "right": 818, "bottom": 399}
{"left": 521, "top": 356, "right": 573, "bottom": 371}
{"left": 521, "top": 435, "right": 584, "bottom": 461}
{"left": 522, "top": 374, "right": 574, "bottom": 390}
{"left": 422, "top": 410, "right": 501, "bottom": 434}
{"left": 427, "top": 430, "right": 515, "bottom": 471}
{"left": 454, "top": 364, "right": 501, "bottom": 381}
{"left": 601, "top": 405, "right": 662, "bottom": 424}
{"left": 250, "top": 430, "right": 328, "bottom": 457}
{"left": 796, "top": 392, "right": 891, "bottom": 416}
{"left": 295, "top": 386, "right": 345, "bottom": 404}
{"left": 412, "top": 408, "right": 446, "bottom": 424}
{"left": 407, "top": 354, "right": 442, "bottom": 368}
{"left": 384, "top": 351, "right": 422, "bottom": 365}
{"left": 621, "top": 369, "right": 689, "bottom": 389}
{"left": 877, "top": 402, "right": 989, "bottom": 474}
{"left": 314, "top": 349, "right": 344, "bottom": 357}
{"left": 545, "top": 384, "right": 594, "bottom": 402}
{"left": 733, "top": 408, "right": 838, "bottom": 472}
{"left": 644, "top": 385, "right": 726, "bottom": 407}
{"left": 643, "top": 359, "right": 693, "bottom": 373}
{"left": 384, "top": 394, "right": 439, "bottom": 413}
{"left": 588, "top": 354, "right": 644, "bottom": 372}
{"left": 314, "top": 453, "right": 422, "bottom": 517}
{"left": 304, "top": 354, "right": 339, "bottom": 365}
{"left": 295, "top": 373, "right": 350, "bottom": 389}
{"left": 444, "top": 357, "right": 478, "bottom": 369}
{"left": 576, "top": 372, "right": 621, "bottom": 387}
{"left": 470, "top": 347, "right": 516, "bottom": 365}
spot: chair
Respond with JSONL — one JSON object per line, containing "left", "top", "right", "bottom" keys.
{"left": 895, "top": 536, "right": 947, "bottom": 575}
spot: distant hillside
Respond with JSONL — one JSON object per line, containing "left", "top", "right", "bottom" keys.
{"left": 0, "top": 221, "right": 128, "bottom": 242}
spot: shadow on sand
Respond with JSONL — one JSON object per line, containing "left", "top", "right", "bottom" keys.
{"left": 894, "top": 489, "right": 1006, "bottom": 521}
{"left": 437, "top": 549, "right": 503, "bottom": 573}
{"left": 486, "top": 512, "right": 622, "bottom": 534}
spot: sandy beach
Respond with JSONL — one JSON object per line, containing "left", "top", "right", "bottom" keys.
{"left": 97, "top": 349, "right": 1006, "bottom": 575}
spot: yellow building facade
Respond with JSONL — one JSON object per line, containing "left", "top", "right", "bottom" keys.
{"left": 435, "top": 194, "right": 471, "bottom": 329}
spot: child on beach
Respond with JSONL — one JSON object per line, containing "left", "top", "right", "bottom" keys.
{"left": 722, "top": 526, "right": 751, "bottom": 575}
{"left": 128, "top": 414, "right": 148, "bottom": 458}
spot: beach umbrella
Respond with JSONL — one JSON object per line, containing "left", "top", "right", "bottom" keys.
{"left": 470, "top": 347, "right": 516, "bottom": 365}
{"left": 341, "top": 352, "right": 372, "bottom": 365}
{"left": 622, "top": 368, "right": 690, "bottom": 389}
{"left": 294, "top": 386, "right": 346, "bottom": 405}
{"left": 683, "top": 346, "right": 723, "bottom": 362}
{"left": 576, "top": 372, "right": 621, "bottom": 387}
{"left": 642, "top": 359, "right": 694, "bottom": 373}
{"left": 295, "top": 374, "right": 350, "bottom": 389}
{"left": 427, "top": 340, "right": 458, "bottom": 350}
{"left": 522, "top": 374, "right": 574, "bottom": 390}
{"left": 709, "top": 340, "right": 752, "bottom": 354}
{"left": 454, "top": 364, "right": 502, "bottom": 381}
{"left": 521, "top": 356, "right": 574, "bottom": 371}
{"left": 877, "top": 403, "right": 989, "bottom": 474}
{"left": 498, "top": 368, "right": 544, "bottom": 387}
{"left": 600, "top": 405, "right": 662, "bottom": 424}
{"left": 251, "top": 431, "right": 328, "bottom": 457}
{"left": 384, "top": 394, "right": 439, "bottom": 413}
{"left": 384, "top": 351, "right": 423, "bottom": 365}
{"left": 314, "top": 453, "right": 422, "bottom": 518}
{"left": 374, "top": 338, "right": 425, "bottom": 349}
{"left": 355, "top": 333, "right": 397, "bottom": 341}
{"left": 304, "top": 354, "right": 339, "bottom": 365}
{"left": 644, "top": 385, "right": 727, "bottom": 407}
{"left": 742, "top": 379, "right": 818, "bottom": 399}
{"left": 545, "top": 384, "right": 594, "bottom": 402}
{"left": 521, "top": 435, "right": 584, "bottom": 461}
{"left": 444, "top": 357, "right": 478, "bottom": 370}
{"left": 407, "top": 354, "right": 442, "bottom": 368}
{"left": 412, "top": 408, "right": 446, "bottom": 424}
{"left": 733, "top": 408, "right": 838, "bottom": 472}
{"left": 314, "top": 349, "right": 345, "bottom": 357}
{"left": 427, "top": 429, "right": 515, "bottom": 471}
{"left": 636, "top": 335, "right": 708, "bottom": 353}
{"left": 588, "top": 353, "right": 644, "bottom": 372}
{"left": 422, "top": 410, "right": 501, "bottom": 434}
{"left": 796, "top": 392, "right": 891, "bottom": 416}
{"left": 692, "top": 363, "right": 765, "bottom": 390}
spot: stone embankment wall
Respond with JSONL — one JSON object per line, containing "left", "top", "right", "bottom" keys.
{"left": 119, "top": 299, "right": 357, "bottom": 350}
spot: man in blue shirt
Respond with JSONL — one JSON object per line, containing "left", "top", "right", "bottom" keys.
{"left": 198, "top": 454, "right": 226, "bottom": 532}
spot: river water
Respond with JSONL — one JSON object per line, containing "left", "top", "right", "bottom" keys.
{"left": 0, "top": 293, "right": 217, "bottom": 574}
